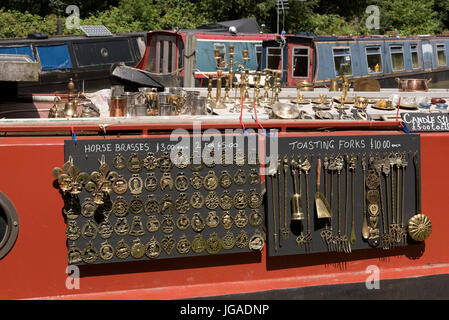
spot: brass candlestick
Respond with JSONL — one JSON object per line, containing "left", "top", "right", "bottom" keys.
{"left": 272, "top": 71, "right": 281, "bottom": 104}
{"left": 206, "top": 74, "right": 213, "bottom": 103}
{"left": 260, "top": 69, "right": 271, "bottom": 103}
{"left": 254, "top": 73, "right": 262, "bottom": 108}
{"left": 214, "top": 70, "right": 227, "bottom": 109}
{"left": 243, "top": 69, "right": 252, "bottom": 104}
{"left": 222, "top": 73, "right": 233, "bottom": 104}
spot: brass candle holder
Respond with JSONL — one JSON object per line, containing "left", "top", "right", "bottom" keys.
{"left": 222, "top": 73, "right": 234, "bottom": 104}
{"left": 254, "top": 73, "right": 262, "bottom": 108}
{"left": 260, "top": 69, "right": 271, "bottom": 104}
{"left": 243, "top": 69, "right": 252, "bottom": 104}
{"left": 214, "top": 70, "right": 227, "bottom": 109}
{"left": 206, "top": 74, "right": 213, "bottom": 103}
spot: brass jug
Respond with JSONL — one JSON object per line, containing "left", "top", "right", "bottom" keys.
{"left": 328, "top": 78, "right": 340, "bottom": 91}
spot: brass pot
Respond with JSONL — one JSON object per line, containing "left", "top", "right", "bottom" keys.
{"left": 297, "top": 80, "right": 314, "bottom": 92}
{"left": 396, "top": 78, "right": 431, "bottom": 92}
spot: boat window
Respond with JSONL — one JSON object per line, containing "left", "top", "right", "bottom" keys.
{"left": 150, "top": 36, "right": 178, "bottom": 73}
{"left": 411, "top": 44, "right": 420, "bottom": 68}
{"left": 333, "top": 47, "right": 352, "bottom": 76}
{"left": 436, "top": 44, "right": 447, "bottom": 66}
{"left": 36, "top": 45, "right": 72, "bottom": 70}
{"left": 267, "top": 47, "right": 282, "bottom": 70}
{"left": 0, "top": 45, "right": 35, "bottom": 61}
{"left": 292, "top": 47, "right": 309, "bottom": 78}
{"left": 255, "top": 44, "right": 262, "bottom": 67}
{"left": 390, "top": 46, "right": 405, "bottom": 71}
{"left": 214, "top": 43, "right": 226, "bottom": 68}
{"left": 365, "top": 46, "right": 382, "bottom": 73}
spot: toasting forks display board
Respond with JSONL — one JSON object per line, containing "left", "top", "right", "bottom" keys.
{"left": 59, "top": 135, "right": 264, "bottom": 265}
{"left": 264, "top": 134, "right": 421, "bottom": 257}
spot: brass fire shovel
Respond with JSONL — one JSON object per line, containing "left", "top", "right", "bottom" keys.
{"left": 315, "top": 157, "right": 332, "bottom": 219}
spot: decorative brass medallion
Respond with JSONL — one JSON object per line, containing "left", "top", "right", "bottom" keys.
{"left": 160, "top": 172, "right": 174, "bottom": 191}
{"left": 205, "top": 191, "right": 219, "bottom": 210}
{"left": 203, "top": 171, "right": 219, "bottom": 191}
{"left": 221, "top": 231, "right": 236, "bottom": 250}
{"left": 190, "top": 172, "right": 203, "bottom": 190}
{"left": 85, "top": 157, "right": 119, "bottom": 204}
{"left": 98, "top": 214, "right": 114, "bottom": 239}
{"left": 175, "top": 172, "right": 189, "bottom": 192}
{"left": 367, "top": 189, "right": 380, "bottom": 204}
{"left": 248, "top": 189, "right": 263, "bottom": 209}
{"left": 175, "top": 193, "right": 190, "bottom": 214}
{"left": 219, "top": 190, "right": 233, "bottom": 210}
{"left": 219, "top": 171, "right": 233, "bottom": 189}
{"left": 81, "top": 220, "right": 98, "bottom": 239}
{"left": 190, "top": 192, "right": 205, "bottom": 209}
{"left": 113, "top": 154, "right": 126, "bottom": 170}
{"left": 191, "top": 212, "right": 205, "bottom": 232}
{"left": 129, "top": 216, "right": 145, "bottom": 236}
{"left": 127, "top": 153, "right": 142, "bottom": 173}
{"left": 82, "top": 241, "right": 98, "bottom": 263}
{"left": 248, "top": 168, "right": 260, "bottom": 186}
{"left": 159, "top": 195, "right": 174, "bottom": 214}
{"left": 143, "top": 152, "right": 158, "bottom": 171}
{"left": 204, "top": 150, "right": 216, "bottom": 168}
{"left": 190, "top": 156, "right": 204, "bottom": 172}
{"left": 191, "top": 234, "right": 206, "bottom": 253}
{"left": 234, "top": 210, "right": 249, "bottom": 228}
{"left": 176, "top": 214, "right": 190, "bottom": 231}
{"left": 233, "top": 190, "right": 248, "bottom": 210}
{"left": 114, "top": 217, "right": 130, "bottom": 236}
{"left": 112, "top": 196, "right": 128, "bottom": 217}
{"left": 234, "top": 153, "right": 246, "bottom": 167}
{"left": 177, "top": 235, "right": 191, "bottom": 254}
{"left": 67, "top": 242, "right": 82, "bottom": 264}
{"left": 206, "top": 211, "right": 220, "bottom": 228}
{"left": 144, "top": 172, "right": 158, "bottom": 192}
{"left": 64, "top": 195, "right": 81, "bottom": 220}
{"left": 368, "top": 203, "right": 380, "bottom": 217}
{"left": 81, "top": 197, "right": 96, "bottom": 218}
{"left": 248, "top": 230, "right": 265, "bottom": 251}
{"left": 235, "top": 230, "right": 249, "bottom": 249}
{"left": 366, "top": 170, "right": 380, "bottom": 190}
{"left": 99, "top": 240, "right": 114, "bottom": 260}
{"left": 234, "top": 169, "right": 247, "bottom": 185}
{"left": 129, "top": 196, "right": 144, "bottom": 214}
{"left": 408, "top": 214, "right": 432, "bottom": 242}
{"left": 129, "top": 174, "right": 143, "bottom": 195}
{"left": 66, "top": 220, "right": 81, "bottom": 241}
{"left": 206, "top": 233, "right": 222, "bottom": 254}
{"left": 159, "top": 152, "right": 173, "bottom": 172}
{"left": 161, "top": 214, "right": 175, "bottom": 234}
{"left": 131, "top": 238, "right": 146, "bottom": 258}
{"left": 174, "top": 150, "right": 189, "bottom": 169}
{"left": 112, "top": 175, "right": 128, "bottom": 194}
{"left": 146, "top": 215, "right": 160, "bottom": 232}
{"left": 145, "top": 194, "right": 160, "bottom": 215}
{"left": 115, "top": 239, "right": 131, "bottom": 259}
{"left": 221, "top": 211, "right": 234, "bottom": 229}
{"left": 249, "top": 209, "right": 263, "bottom": 227}
{"left": 161, "top": 234, "right": 176, "bottom": 255}
{"left": 145, "top": 237, "right": 162, "bottom": 258}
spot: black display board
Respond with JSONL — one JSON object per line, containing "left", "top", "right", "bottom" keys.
{"left": 401, "top": 112, "right": 449, "bottom": 132}
{"left": 62, "top": 134, "right": 264, "bottom": 265}
{"left": 264, "top": 134, "right": 421, "bottom": 257}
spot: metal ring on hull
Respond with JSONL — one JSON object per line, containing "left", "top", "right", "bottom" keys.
{"left": 0, "top": 192, "right": 19, "bottom": 260}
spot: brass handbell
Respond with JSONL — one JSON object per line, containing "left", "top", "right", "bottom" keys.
{"left": 291, "top": 193, "right": 305, "bottom": 221}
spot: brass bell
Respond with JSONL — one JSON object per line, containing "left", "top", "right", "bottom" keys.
{"left": 291, "top": 193, "right": 305, "bottom": 221}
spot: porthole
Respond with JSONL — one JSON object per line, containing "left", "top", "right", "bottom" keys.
{"left": 0, "top": 192, "right": 19, "bottom": 260}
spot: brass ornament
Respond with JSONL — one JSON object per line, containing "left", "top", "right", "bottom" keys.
{"left": 81, "top": 197, "right": 96, "bottom": 218}
{"left": 115, "top": 239, "right": 131, "bottom": 259}
{"left": 159, "top": 152, "right": 173, "bottom": 172}
{"left": 99, "top": 240, "right": 114, "bottom": 260}
{"left": 145, "top": 236, "right": 162, "bottom": 259}
{"left": 129, "top": 174, "right": 143, "bottom": 195}
{"left": 206, "top": 233, "right": 222, "bottom": 254}
{"left": 82, "top": 241, "right": 98, "bottom": 264}
{"left": 233, "top": 189, "right": 248, "bottom": 210}
{"left": 114, "top": 217, "right": 130, "bottom": 236}
{"left": 190, "top": 192, "right": 205, "bottom": 209}
{"left": 191, "top": 212, "right": 206, "bottom": 232}
{"left": 131, "top": 238, "right": 146, "bottom": 259}
{"left": 249, "top": 209, "right": 263, "bottom": 227}
{"left": 64, "top": 195, "right": 81, "bottom": 220}
{"left": 234, "top": 169, "right": 247, "bottom": 185}
{"left": 81, "top": 220, "right": 98, "bottom": 239}
{"left": 221, "top": 231, "right": 236, "bottom": 250}
{"left": 249, "top": 168, "right": 260, "bottom": 186}
{"left": 67, "top": 242, "right": 82, "bottom": 264}
{"left": 176, "top": 214, "right": 190, "bottom": 231}
{"left": 145, "top": 194, "right": 160, "bottom": 215}
{"left": 191, "top": 234, "right": 206, "bottom": 254}
{"left": 127, "top": 153, "right": 142, "bottom": 173}
{"left": 219, "top": 191, "right": 233, "bottom": 210}
{"left": 143, "top": 152, "right": 159, "bottom": 171}
{"left": 206, "top": 211, "right": 220, "bottom": 228}
{"left": 205, "top": 191, "right": 219, "bottom": 210}
{"left": 219, "top": 171, "right": 233, "bottom": 189}
{"left": 173, "top": 150, "right": 189, "bottom": 169}
{"left": 112, "top": 175, "right": 128, "bottom": 195}
{"left": 160, "top": 172, "right": 174, "bottom": 191}
{"left": 113, "top": 154, "right": 126, "bottom": 170}
{"left": 85, "top": 158, "right": 119, "bottom": 204}
{"left": 235, "top": 230, "right": 249, "bottom": 249}
{"left": 177, "top": 235, "right": 191, "bottom": 254}
{"left": 159, "top": 194, "right": 174, "bottom": 215}
{"left": 129, "top": 216, "right": 145, "bottom": 236}
{"left": 366, "top": 170, "right": 380, "bottom": 190}
{"left": 66, "top": 220, "right": 81, "bottom": 241}
{"left": 161, "top": 234, "right": 176, "bottom": 255}
{"left": 203, "top": 171, "right": 219, "bottom": 191}
{"left": 190, "top": 156, "right": 204, "bottom": 172}
{"left": 190, "top": 172, "right": 203, "bottom": 190}
{"left": 175, "top": 172, "right": 189, "bottom": 192}
{"left": 98, "top": 214, "right": 114, "bottom": 239}
{"left": 144, "top": 172, "right": 158, "bottom": 192}
{"left": 234, "top": 153, "right": 246, "bottom": 167}
{"left": 146, "top": 215, "right": 160, "bottom": 232}
{"left": 52, "top": 157, "right": 89, "bottom": 195}
{"left": 161, "top": 214, "right": 175, "bottom": 234}
{"left": 248, "top": 189, "right": 263, "bottom": 209}
{"left": 368, "top": 203, "right": 380, "bottom": 217}
{"left": 234, "top": 210, "right": 248, "bottom": 228}
{"left": 249, "top": 230, "right": 265, "bottom": 251}
{"left": 129, "top": 196, "right": 144, "bottom": 215}
{"left": 367, "top": 189, "right": 380, "bottom": 204}
{"left": 221, "top": 211, "right": 234, "bottom": 229}
{"left": 175, "top": 193, "right": 190, "bottom": 214}
{"left": 408, "top": 214, "right": 432, "bottom": 242}
{"left": 112, "top": 196, "right": 128, "bottom": 217}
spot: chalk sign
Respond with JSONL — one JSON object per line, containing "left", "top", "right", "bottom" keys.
{"left": 401, "top": 112, "right": 449, "bottom": 132}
